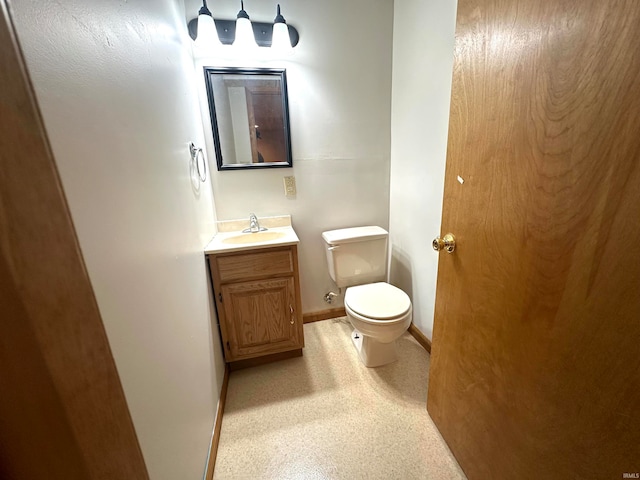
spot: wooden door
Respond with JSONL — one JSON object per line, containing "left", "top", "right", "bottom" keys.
{"left": 221, "top": 277, "right": 301, "bottom": 360}
{"left": 428, "top": 1, "right": 640, "bottom": 479}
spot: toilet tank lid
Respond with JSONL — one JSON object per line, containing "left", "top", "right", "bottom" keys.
{"left": 322, "top": 226, "right": 388, "bottom": 245}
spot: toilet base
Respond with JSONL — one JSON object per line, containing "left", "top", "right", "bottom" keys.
{"left": 351, "top": 330, "right": 398, "bottom": 367}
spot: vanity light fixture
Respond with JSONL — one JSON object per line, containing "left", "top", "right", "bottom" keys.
{"left": 187, "top": 1, "right": 299, "bottom": 50}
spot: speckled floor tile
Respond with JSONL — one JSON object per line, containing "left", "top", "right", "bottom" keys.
{"left": 214, "top": 318, "right": 466, "bottom": 479}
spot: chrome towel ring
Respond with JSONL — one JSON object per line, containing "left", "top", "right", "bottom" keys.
{"left": 189, "top": 142, "right": 207, "bottom": 182}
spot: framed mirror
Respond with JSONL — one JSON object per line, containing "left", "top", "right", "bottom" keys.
{"left": 204, "top": 67, "right": 293, "bottom": 171}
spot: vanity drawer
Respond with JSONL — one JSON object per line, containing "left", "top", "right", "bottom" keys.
{"left": 214, "top": 248, "right": 294, "bottom": 282}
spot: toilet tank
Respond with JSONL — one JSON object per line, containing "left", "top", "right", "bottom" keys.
{"left": 322, "top": 226, "right": 388, "bottom": 287}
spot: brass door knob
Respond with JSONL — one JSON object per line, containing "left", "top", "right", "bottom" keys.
{"left": 432, "top": 233, "right": 456, "bottom": 253}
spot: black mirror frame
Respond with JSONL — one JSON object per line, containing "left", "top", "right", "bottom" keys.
{"left": 203, "top": 67, "right": 293, "bottom": 171}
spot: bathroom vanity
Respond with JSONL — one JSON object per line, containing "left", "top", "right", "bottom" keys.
{"left": 205, "top": 216, "right": 304, "bottom": 368}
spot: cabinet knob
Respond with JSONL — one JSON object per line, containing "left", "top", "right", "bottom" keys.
{"left": 289, "top": 304, "right": 295, "bottom": 325}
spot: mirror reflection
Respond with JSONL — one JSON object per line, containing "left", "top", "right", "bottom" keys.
{"left": 204, "top": 67, "right": 293, "bottom": 170}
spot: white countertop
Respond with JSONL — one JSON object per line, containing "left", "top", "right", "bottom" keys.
{"left": 204, "top": 215, "right": 300, "bottom": 254}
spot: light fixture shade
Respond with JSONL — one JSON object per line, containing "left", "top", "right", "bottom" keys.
{"left": 271, "top": 22, "right": 292, "bottom": 52}
{"left": 196, "top": 14, "right": 221, "bottom": 49}
{"left": 233, "top": 1, "right": 258, "bottom": 50}
{"left": 195, "top": 1, "right": 221, "bottom": 49}
{"left": 271, "top": 5, "right": 293, "bottom": 55}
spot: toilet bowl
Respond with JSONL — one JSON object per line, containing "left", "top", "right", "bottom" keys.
{"left": 322, "top": 226, "right": 413, "bottom": 367}
{"left": 344, "top": 282, "right": 412, "bottom": 367}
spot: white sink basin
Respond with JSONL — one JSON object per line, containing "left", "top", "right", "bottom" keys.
{"left": 204, "top": 216, "right": 299, "bottom": 254}
{"left": 221, "top": 231, "right": 287, "bottom": 245}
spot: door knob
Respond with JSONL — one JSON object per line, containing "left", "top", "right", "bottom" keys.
{"left": 432, "top": 233, "right": 456, "bottom": 253}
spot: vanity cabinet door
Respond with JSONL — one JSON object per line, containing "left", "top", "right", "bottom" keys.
{"left": 220, "top": 276, "right": 302, "bottom": 361}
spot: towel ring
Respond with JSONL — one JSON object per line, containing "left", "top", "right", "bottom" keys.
{"left": 189, "top": 143, "right": 207, "bottom": 182}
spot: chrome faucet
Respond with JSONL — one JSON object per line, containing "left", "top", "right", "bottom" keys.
{"left": 242, "top": 213, "right": 267, "bottom": 233}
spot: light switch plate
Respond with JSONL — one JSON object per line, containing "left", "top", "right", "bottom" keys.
{"left": 284, "top": 176, "right": 296, "bottom": 197}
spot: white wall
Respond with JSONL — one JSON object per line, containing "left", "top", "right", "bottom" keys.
{"left": 187, "top": 0, "right": 394, "bottom": 313}
{"left": 389, "top": 0, "right": 458, "bottom": 339}
{"left": 11, "top": 1, "right": 225, "bottom": 479}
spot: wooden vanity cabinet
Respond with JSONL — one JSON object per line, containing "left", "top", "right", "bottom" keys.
{"left": 207, "top": 245, "right": 304, "bottom": 365}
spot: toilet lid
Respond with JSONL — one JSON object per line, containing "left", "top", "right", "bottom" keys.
{"left": 345, "top": 282, "right": 411, "bottom": 320}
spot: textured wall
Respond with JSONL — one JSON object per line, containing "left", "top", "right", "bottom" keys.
{"left": 187, "top": 0, "right": 394, "bottom": 313}
{"left": 389, "top": 0, "right": 458, "bottom": 339}
{"left": 11, "top": 1, "right": 225, "bottom": 478}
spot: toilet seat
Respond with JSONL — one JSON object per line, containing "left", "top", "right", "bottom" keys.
{"left": 345, "top": 282, "right": 411, "bottom": 320}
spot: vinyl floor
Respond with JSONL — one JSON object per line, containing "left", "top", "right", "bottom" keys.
{"left": 213, "top": 317, "right": 466, "bottom": 479}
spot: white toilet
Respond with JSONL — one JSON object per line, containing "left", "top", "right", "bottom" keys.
{"left": 322, "top": 226, "right": 412, "bottom": 367}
